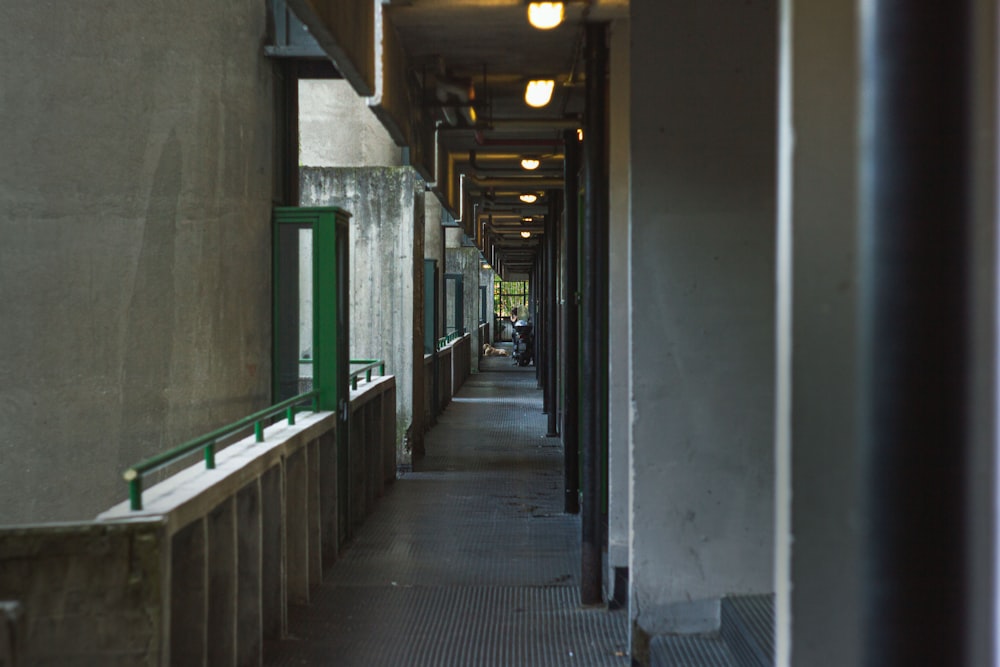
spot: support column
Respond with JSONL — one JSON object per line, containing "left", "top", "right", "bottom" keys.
{"left": 629, "top": 1, "right": 776, "bottom": 658}
{"left": 581, "top": 21, "right": 609, "bottom": 607}
{"left": 563, "top": 130, "right": 581, "bottom": 516}
{"left": 546, "top": 192, "right": 560, "bottom": 438}
{"left": 859, "top": 2, "right": 974, "bottom": 664}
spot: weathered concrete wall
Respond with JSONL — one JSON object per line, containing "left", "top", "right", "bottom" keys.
{"left": 629, "top": 0, "right": 777, "bottom": 656}
{"left": 445, "top": 228, "right": 483, "bottom": 373}
{"left": 0, "top": 522, "right": 165, "bottom": 665}
{"left": 607, "top": 18, "right": 631, "bottom": 597}
{"left": 300, "top": 167, "right": 421, "bottom": 464}
{"left": 0, "top": 379, "right": 396, "bottom": 665}
{"left": 299, "top": 80, "right": 403, "bottom": 167}
{"left": 0, "top": 1, "right": 276, "bottom": 523}
{"left": 425, "top": 196, "right": 446, "bottom": 348}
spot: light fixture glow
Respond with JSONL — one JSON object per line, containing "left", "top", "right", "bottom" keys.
{"left": 577, "top": 128, "right": 584, "bottom": 141}
{"left": 524, "top": 80, "right": 555, "bottom": 108}
{"left": 522, "top": 217, "right": 533, "bottom": 223}
{"left": 519, "top": 193, "right": 538, "bottom": 204}
{"left": 520, "top": 231, "right": 532, "bottom": 238}
{"left": 520, "top": 158, "right": 541, "bottom": 170}
{"left": 482, "top": 263, "right": 491, "bottom": 270}
{"left": 527, "top": 2, "right": 564, "bottom": 30}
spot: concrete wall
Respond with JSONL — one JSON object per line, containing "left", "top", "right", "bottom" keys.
{"left": 607, "top": 18, "right": 631, "bottom": 598}
{"left": 0, "top": 0, "right": 276, "bottom": 524}
{"left": 300, "top": 167, "right": 422, "bottom": 466}
{"left": 299, "top": 80, "right": 402, "bottom": 167}
{"left": 425, "top": 196, "right": 446, "bottom": 347}
{"left": 0, "top": 379, "right": 396, "bottom": 665}
{"left": 445, "top": 228, "right": 483, "bottom": 373}
{"left": 629, "top": 0, "right": 777, "bottom": 656}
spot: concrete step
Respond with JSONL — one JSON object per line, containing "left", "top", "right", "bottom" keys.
{"left": 650, "top": 634, "right": 736, "bottom": 667}
{"left": 720, "top": 594, "right": 775, "bottom": 667}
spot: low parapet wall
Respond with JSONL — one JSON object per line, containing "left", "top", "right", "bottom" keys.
{"left": 0, "top": 376, "right": 396, "bottom": 666}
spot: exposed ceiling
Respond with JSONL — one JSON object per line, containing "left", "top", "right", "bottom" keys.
{"left": 383, "top": 0, "right": 626, "bottom": 277}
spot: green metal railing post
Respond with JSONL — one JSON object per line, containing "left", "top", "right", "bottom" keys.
{"left": 122, "top": 390, "right": 318, "bottom": 511}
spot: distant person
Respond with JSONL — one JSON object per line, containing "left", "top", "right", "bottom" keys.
{"left": 510, "top": 308, "right": 519, "bottom": 349}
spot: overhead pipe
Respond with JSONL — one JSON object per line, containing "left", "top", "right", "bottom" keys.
{"left": 468, "top": 151, "right": 562, "bottom": 176}
{"left": 859, "top": 1, "right": 972, "bottom": 664}
{"left": 474, "top": 132, "right": 565, "bottom": 148}
{"left": 487, "top": 118, "right": 581, "bottom": 131}
{"left": 468, "top": 176, "right": 564, "bottom": 188}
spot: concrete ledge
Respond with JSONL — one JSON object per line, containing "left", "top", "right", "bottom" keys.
{"left": 1, "top": 377, "right": 399, "bottom": 666}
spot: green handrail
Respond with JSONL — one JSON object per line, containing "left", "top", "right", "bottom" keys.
{"left": 436, "top": 330, "right": 463, "bottom": 350}
{"left": 123, "top": 390, "right": 319, "bottom": 511}
{"left": 350, "top": 359, "right": 386, "bottom": 390}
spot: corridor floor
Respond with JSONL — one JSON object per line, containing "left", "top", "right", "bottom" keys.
{"left": 264, "top": 356, "right": 629, "bottom": 666}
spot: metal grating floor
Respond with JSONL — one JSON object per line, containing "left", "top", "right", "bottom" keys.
{"left": 264, "top": 363, "right": 629, "bottom": 666}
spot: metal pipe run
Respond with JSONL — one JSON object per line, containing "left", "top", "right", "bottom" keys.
{"left": 859, "top": 1, "right": 972, "bottom": 664}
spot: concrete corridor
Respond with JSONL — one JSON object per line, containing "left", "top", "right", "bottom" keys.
{"left": 264, "top": 356, "right": 629, "bottom": 666}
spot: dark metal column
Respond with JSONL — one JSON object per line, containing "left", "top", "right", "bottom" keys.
{"left": 859, "top": 2, "right": 971, "bottom": 665}
{"left": 546, "top": 192, "right": 560, "bottom": 437}
{"left": 562, "top": 130, "right": 581, "bottom": 516}
{"left": 580, "top": 22, "right": 608, "bottom": 606}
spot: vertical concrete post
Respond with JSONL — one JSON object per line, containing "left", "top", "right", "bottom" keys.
{"left": 607, "top": 18, "right": 631, "bottom": 606}
{"left": 306, "top": 438, "right": 323, "bottom": 589}
{"left": 170, "top": 519, "right": 207, "bottom": 665}
{"left": 260, "top": 465, "right": 285, "bottom": 640}
{"left": 775, "top": 4, "right": 861, "bottom": 665}
{"left": 284, "top": 448, "right": 309, "bottom": 605}
{"left": 207, "top": 499, "right": 237, "bottom": 666}
{"left": 236, "top": 481, "right": 262, "bottom": 667}
{"left": 629, "top": 0, "right": 776, "bottom": 658}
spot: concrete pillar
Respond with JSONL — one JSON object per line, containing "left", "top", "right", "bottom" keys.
{"left": 774, "top": 4, "right": 860, "bottom": 665}
{"left": 0, "top": 0, "right": 276, "bottom": 525}
{"left": 628, "top": 0, "right": 777, "bottom": 659}
{"left": 606, "top": 18, "right": 631, "bottom": 606}
{"left": 300, "top": 167, "right": 423, "bottom": 468}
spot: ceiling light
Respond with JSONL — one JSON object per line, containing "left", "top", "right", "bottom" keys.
{"left": 520, "top": 231, "right": 532, "bottom": 239}
{"left": 527, "top": 2, "right": 565, "bottom": 30}
{"left": 520, "top": 158, "right": 540, "bottom": 170}
{"left": 522, "top": 217, "right": 533, "bottom": 223}
{"left": 519, "top": 193, "right": 538, "bottom": 203}
{"left": 524, "top": 80, "right": 555, "bottom": 108}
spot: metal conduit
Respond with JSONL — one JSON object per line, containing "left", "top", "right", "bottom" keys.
{"left": 859, "top": 2, "right": 971, "bottom": 664}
